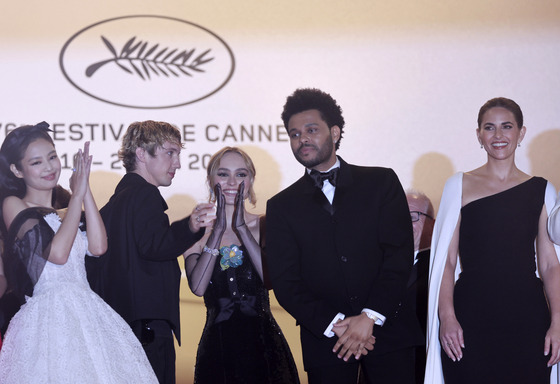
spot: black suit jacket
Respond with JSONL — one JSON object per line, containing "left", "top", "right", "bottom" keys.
{"left": 266, "top": 157, "right": 419, "bottom": 370}
{"left": 407, "top": 249, "right": 429, "bottom": 338}
{"left": 86, "top": 173, "right": 203, "bottom": 343}
{"left": 406, "top": 249, "right": 430, "bottom": 383}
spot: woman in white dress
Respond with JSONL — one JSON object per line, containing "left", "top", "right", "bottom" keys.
{"left": 0, "top": 122, "right": 157, "bottom": 383}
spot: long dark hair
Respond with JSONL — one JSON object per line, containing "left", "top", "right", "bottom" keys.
{"left": 0, "top": 122, "right": 55, "bottom": 237}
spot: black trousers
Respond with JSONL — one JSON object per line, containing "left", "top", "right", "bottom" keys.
{"left": 307, "top": 347, "right": 415, "bottom": 384}
{"left": 130, "top": 319, "right": 176, "bottom": 384}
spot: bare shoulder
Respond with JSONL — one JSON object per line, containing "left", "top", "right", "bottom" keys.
{"left": 2, "top": 196, "right": 27, "bottom": 231}
{"left": 245, "top": 212, "right": 260, "bottom": 227}
{"left": 245, "top": 212, "right": 261, "bottom": 239}
{"left": 462, "top": 169, "right": 485, "bottom": 206}
{"left": 462, "top": 168, "right": 533, "bottom": 207}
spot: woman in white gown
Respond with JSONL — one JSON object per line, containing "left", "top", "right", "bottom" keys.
{"left": 0, "top": 122, "right": 157, "bottom": 383}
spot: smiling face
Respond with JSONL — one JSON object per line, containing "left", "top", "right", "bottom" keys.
{"left": 287, "top": 109, "right": 340, "bottom": 171}
{"left": 477, "top": 107, "right": 526, "bottom": 161}
{"left": 141, "top": 140, "right": 181, "bottom": 187}
{"left": 211, "top": 151, "right": 253, "bottom": 205}
{"left": 11, "top": 138, "right": 61, "bottom": 193}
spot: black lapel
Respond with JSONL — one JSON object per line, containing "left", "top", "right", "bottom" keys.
{"left": 407, "top": 249, "right": 430, "bottom": 287}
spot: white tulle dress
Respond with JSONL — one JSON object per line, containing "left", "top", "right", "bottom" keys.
{"left": 0, "top": 211, "right": 158, "bottom": 384}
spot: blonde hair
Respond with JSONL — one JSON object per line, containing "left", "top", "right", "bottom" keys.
{"left": 206, "top": 147, "right": 257, "bottom": 205}
{"left": 119, "top": 120, "right": 183, "bottom": 172}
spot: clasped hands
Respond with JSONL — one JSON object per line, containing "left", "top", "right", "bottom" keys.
{"left": 332, "top": 312, "right": 376, "bottom": 361}
{"left": 69, "top": 141, "right": 93, "bottom": 199}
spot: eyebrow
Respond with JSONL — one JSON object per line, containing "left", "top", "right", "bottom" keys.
{"left": 484, "top": 121, "right": 514, "bottom": 126}
{"left": 27, "top": 150, "right": 57, "bottom": 161}
{"left": 288, "top": 123, "right": 318, "bottom": 132}
{"left": 217, "top": 167, "right": 249, "bottom": 172}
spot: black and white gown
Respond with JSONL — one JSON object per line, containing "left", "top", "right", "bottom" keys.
{"left": 441, "top": 177, "right": 552, "bottom": 383}
{"left": 0, "top": 208, "right": 158, "bottom": 383}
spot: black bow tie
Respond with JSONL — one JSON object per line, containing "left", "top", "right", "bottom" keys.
{"left": 309, "top": 168, "right": 339, "bottom": 189}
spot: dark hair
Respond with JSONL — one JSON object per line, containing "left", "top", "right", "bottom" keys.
{"left": 477, "top": 97, "right": 523, "bottom": 129}
{"left": 281, "top": 88, "right": 345, "bottom": 150}
{"left": 119, "top": 120, "right": 183, "bottom": 172}
{"left": 0, "top": 122, "right": 54, "bottom": 200}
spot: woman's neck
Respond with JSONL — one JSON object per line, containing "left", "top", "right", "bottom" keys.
{"left": 23, "top": 189, "right": 53, "bottom": 208}
{"left": 483, "top": 159, "right": 522, "bottom": 182}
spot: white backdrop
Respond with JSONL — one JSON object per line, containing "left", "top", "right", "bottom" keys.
{"left": 2, "top": 1, "right": 560, "bottom": 382}
{"left": 2, "top": 0, "right": 560, "bottom": 215}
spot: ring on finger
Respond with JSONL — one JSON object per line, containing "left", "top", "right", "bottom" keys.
{"left": 196, "top": 216, "right": 200, "bottom": 222}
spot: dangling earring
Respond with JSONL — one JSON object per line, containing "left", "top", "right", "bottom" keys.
{"left": 480, "top": 144, "right": 483, "bottom": 149}
{"left": 517, "top": 143, "right": 521, "bottom": 148}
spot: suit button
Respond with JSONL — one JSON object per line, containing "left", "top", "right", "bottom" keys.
{"left": 341, "top": 256, "right": 348, "bottom": 262}
{"left": 349, "top": 296, "right": 358, "bottom": 302}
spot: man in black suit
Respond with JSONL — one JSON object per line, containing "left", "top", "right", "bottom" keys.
{"left": 406, "top": 190, "right": 435, "bottom": 383}
{"left": 86, "top": 121, "right": 212, "bottom": 384}
{"left": 266, "top": 88, "right": 419, "bottom": 383}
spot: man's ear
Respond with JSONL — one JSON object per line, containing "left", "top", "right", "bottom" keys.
{"left": 10, "top": 164, "right": 23, "bottom": 179}
{"left": 331, "top": 125, "right": 341, "bottom": 143}
{"left": 135, "top": 147, "right": 146, "bottom": 163}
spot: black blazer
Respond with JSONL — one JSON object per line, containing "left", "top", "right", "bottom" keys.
{"left": 407, "top": 249, "right": 430, "bottom": 338}
{"left": 86, "top": 173, "right": 203, "bottom": 343}
{"left": 266, "top": 158, "right": 419, "bottom": 370}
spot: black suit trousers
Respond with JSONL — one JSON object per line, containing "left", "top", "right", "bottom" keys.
{"left": 308, "top": 347, "right": 415, "bottom": 384}
{"left": 131, "top": 319, "right": 175, "bottom": 384}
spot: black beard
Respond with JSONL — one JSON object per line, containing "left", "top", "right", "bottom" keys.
{"left": 293, "top": 139, "right": 334, "bottom": 169}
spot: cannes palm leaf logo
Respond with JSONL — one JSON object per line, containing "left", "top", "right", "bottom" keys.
{"left": 85, "top": 36, "right": 214, "bottom": 80}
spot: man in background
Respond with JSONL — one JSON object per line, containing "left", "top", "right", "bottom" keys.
{"left": 406, "top": 190, "right": 435, "bottom": 383}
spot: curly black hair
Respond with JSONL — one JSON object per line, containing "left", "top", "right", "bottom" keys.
{"left": 281, "top": 88, "right": 345, "bottom": 150}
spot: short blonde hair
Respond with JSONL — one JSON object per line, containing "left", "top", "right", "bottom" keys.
{"left": 207, "top": 147, "right": 257, "bottom": 205}
{"left": 119, "top": 120, "right": 183, "bottom": 172}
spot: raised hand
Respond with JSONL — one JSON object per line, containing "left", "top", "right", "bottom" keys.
{"left": 232, "top": 181, "right": 246, "bottom": 231}
{"left": 188, "top": 201, "right": 216, "bottom": 233}
{"left": 212, "top": 183, "right": 227, "bottom": 235}
{"left": 69, "top": 141, "right": 92, "bottom": 200}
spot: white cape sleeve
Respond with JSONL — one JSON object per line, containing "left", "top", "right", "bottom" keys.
{"left": 548, "top": 190, "right": 560, "bottom": 246}
{"left": 545, "top": 182, "right": 560, "bottom": 384}
{"left": 424, "top": 172, "right": 463, "bottom": 384}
